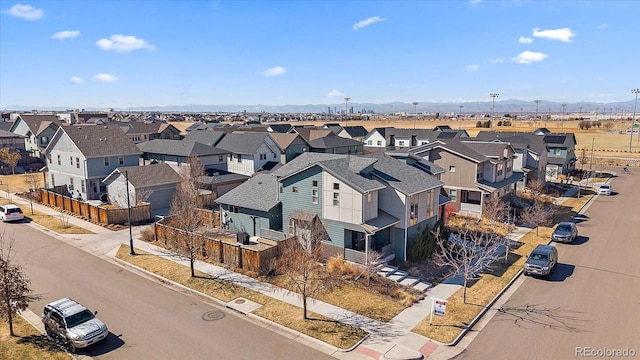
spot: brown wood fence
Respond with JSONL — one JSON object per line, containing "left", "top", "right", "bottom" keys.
{"left": 39, "top": 189, "right": 151, "bottom": 225}
{"left": 154, "top": 220, "right": 293, "bottom": 275}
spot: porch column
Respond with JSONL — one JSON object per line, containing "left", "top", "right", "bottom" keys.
{"left": 365, "top": 233, "right": 370, "bottom": 264}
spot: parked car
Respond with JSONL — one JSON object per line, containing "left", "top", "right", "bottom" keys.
{"left": 42, "top": 298, "right": 108, "bottom": 353}
{"left": 551, "top": 222, "right": 578, "bottom": 243}
{"left": 597, "top": 184, "right": 612, "bottom": 195}
{"left": 0, "top": 204, "right": 24, "bottom": 222}
{"left": 524, "top": 244, "right": 558, "bottom": 278}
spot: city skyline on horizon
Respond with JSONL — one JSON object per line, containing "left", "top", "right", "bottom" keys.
{"left": 1, "top": 1, "right": 639, "bottom": 109}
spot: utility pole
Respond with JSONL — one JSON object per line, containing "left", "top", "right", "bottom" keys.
{"left": 412, "top": 102, "right": 419, "bottom": 129}
{"left": 125, "top": 170, "right": 135, "bottom": 255}
{"left": 534, "top": 100, "right": 541, "bottom": 129}
{"left": 561, "top": 103, "right": 567, "bottom": 131}
{"left": 490, "top": 93, "right": 499, "bottom": 129}
{"left": 630, "top": 88, "right": 639, "bottom": 150}
{"left": 458, "top": 105, "right": 464, "bottom": 130}
{"left": 344, "top": 97, "right": 350, "bottom": 127}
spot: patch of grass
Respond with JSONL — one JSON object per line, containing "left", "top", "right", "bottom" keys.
{"left": 0, "top": 173, "right": 44, "bottom": 194}
{"left": 0, "top": 198, "right": 93, "bottom": 234}
{"left": 115, "top": 245, "right": 367, "bottom": 349}
{"left": 0, "top": 316, "right": 69, "bottom": 360}
{"left": 412, "top": 193, "right": 592, "bottom": 343}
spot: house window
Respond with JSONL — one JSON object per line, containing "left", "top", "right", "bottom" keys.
{"left": 237, "top": 154, "right": 242, "bottom": 163}
{"left": 81, "top": 180, "right": 85, "bottom": 193}
{"left": 219, "top": 155, "right": 224, "bottom": 162}
{"left": 119, "top": 157, "right": 124, "bottom": 165}
{"left": 312, "top": 180, "right": 317, "bottom": 187}
{"left": 497, "top": 163, "right": 503, "bottom": 176}
{"left": 377, "top": 140, "right": 382, "bottom": 146}
{"left": 506, "top": 160, "right": 512, "bottom": 173}
{"left": 449, "top": 189, "right": 457, "bottom": 201}
{"left": 104, "top": 157, "right": 110, "bottom": 166}
{"left": 47, "top": 154, "right": 52, "bottom": 163}
{"left": 449, "top": 165, "right": 456, "bottom": 173}
{"left": 292, "top": 186, "right": 298, "bottom": 193}
{"left": 288, "top": 218, "right": 295, "bottom": 235}
{"left": 279, "top": 185, "right": 283, "bottom": 193}
{"left": 229, "top": 206, "right": 238, "bottom": 213}
{"left": 76, "top": 157, "right": 80, "bottom": 168}
{"left": 367, "top": 140, "right": 372, "bottom": 145}
{"left": 333, "top": 192, "right": 339, "bottom": 206}
{"left": 50, "top": 174, "right": 55, "bottom": 186}
{"left": 333, "top": 183, "right": 339, "bottom": 190}
{"left": 69, "top": 178, "right": 74, "bottom": 191}
{"left": 477, "top": 170, "right": 484, "bottom": 180}
{"left": 398, "top": 141, "right": 405, "bottom": 146}
{"left": 70, "top": 156, "right": 73, "bottom": 165}
{"left": 410, "top": 202, "right": 418, "bottom": 225}
{"left": 57, "top": 155, "right": 61, "bottom": 165}
{"left": 367, "top": 193, "right": 373, "bottom": 203}
{"left": 426, "top": 189, "right": 435, "bottom": 218}
{"left": 260, "top": 153, "right": 266, "bottom": 160}
{"left": 312, "top": 189, "right": 318, "bottom": 204}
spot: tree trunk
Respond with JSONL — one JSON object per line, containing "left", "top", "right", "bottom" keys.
{"left": 463, "top": 277, "right": 468, "bottom": 304}
{"left": 190, "top": 256, "right": 195, "bottom": 277}
{"left": 302, "top": 294, "right": 308, "bottom": 320}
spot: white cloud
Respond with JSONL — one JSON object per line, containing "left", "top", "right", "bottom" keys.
{"left": 325, "top": 89, "right": 343, "bottom": 98}
{"left": 259, "top": 66, "right": 286, "bottom": 77}
{"left": 70, "top": 76, "right": 84, "bottom": 84}
{"left": 352, "top": 16, "right": 384, "bottom": 31}
{"left": 51, "top": 30, "right": 80, "bottom": 40}
{"left": 518, "top": 36, "right": 534, "bottom": 44}
{"left": 489, "top": 57, "right": 505, "bottom": 63}
{"left": 466, "top": 64, "right": 479, "bottom": 71}
{"left": 96, "top": 34, "right": 156, "bottom": 52}
{"left": 4, "top": 4, "right": 43, "bottom": 20}
{"left": 92, "top": 73, "right": 118, "bottom": 82}
{"left": 532, "top": 27, "right": 576, "bottom": 42}
{"left": 511, "top": 51, "right": 548, "bottom": 64}
{"left": 469, "top": 0, "right": 482, "bottom": 5}
{"left": 599, "top": 23, "right": 610, "bottom": 29}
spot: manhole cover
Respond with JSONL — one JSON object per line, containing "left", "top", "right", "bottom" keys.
{"left": 235, "top": 299, "right": 246, "bottom": 304}
{"left": 202, "top": 310, "right": 225, "bottom": 321}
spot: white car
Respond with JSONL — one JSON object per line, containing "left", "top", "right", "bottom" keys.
{"left": 597, "top": 184, "right": 612, "bottom": 195}
{"left": 0, "top": 204, "right": 24, "bottom": 222}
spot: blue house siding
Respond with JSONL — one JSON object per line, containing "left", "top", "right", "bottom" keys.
{"left": 280, "top": 166, "right": 323, "bottom": 230}
{"left": 221, "top": 204, "right": 272, "bottom": 236}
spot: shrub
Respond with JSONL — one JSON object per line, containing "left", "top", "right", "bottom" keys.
{"left": 140, "top": 226, "right": 155, "bottom": 242}
{"left": 476, "top": 121, "right": 483, "bottom": 128}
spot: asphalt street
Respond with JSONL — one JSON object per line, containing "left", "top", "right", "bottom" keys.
{"left": 7, "top": 223, "right": 334, "bottom": 360}
{"left": 455, "top": 168, "right": 640, "bottom": 359}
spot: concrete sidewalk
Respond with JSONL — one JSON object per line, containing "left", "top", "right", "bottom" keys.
{"left": 6, "top": 182, "right": 586, "bottom": 360}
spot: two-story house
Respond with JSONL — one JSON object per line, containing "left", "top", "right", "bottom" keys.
{"left": 137, "top": 138, "right": 229, "bottom": 173}
{"left": 44, "top": 125, "right": 142, "bottom": 200}
{"left": 337, "top": 126, "right": 369, "bottom": 143}
{"left": 215, "top": 133, "right": 282, "bottom": 176}
{"left": 121, "top": 122, "right": 182, "bottom": 144}
{"left": 364, "top": 127, "right": 468, "bottom": 149}
{"left": 216, "top": 152, "right": 444, "bottom": 264}
{"left": 410, "top": 139, "right": 523, "bottom": 218}
{"left": 9, "top": 114, "right": 63, "bottom": 159}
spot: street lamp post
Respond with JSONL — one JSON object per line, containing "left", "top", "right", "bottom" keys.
{"left": 412, "top": 102, "right": 419, "bottom": 129}
{"left": 458, "top": 105, "right": 464, "bottom": 130}
{"left": 344, "top": 97, "right": 350, "bottom": 127}
{"left": 561, "top": 103, "right": 567, "bottom": 131}
{"left": 125, "top": 170, "right": 135, "bottom": 255}
{"left": 534, "top": 100, "right": 541, "bottom": 129}
{"left": 490, "top": 93, "right": 499, "bottom": 129}
{"left": 630, "top": 88, "right": 639, "bottom": 149}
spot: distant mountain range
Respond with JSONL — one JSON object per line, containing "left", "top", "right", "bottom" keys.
{"left": 4, "top": 99, "right": 638, "bottom": 115}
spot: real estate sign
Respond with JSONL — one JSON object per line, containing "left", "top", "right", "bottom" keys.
{"left": 429, "top": 297, "right": 448, "bottom": 325}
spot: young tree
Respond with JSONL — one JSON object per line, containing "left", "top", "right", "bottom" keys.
{"left": 24, "top": 172, "right": 42, "bottom": 215}
{"left": 0, "top": 233, "right": 34, "bottom": 336}
{"left": 434, "top": 225, "right": 508, "bottom": 304}
{"left": 169, "top": 156, "right": 206, "bottom": 277}
{"left": 520, "top": 199, "right": 554, "bottom": 236}
{"left": 0, "top": 148, "right": 21, "bottom": 175}
{"left": 273, "top": 210, "right": 338, "bottom": 319}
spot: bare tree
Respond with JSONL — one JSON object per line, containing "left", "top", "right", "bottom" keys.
{"left": 169, "top": 156, "right": 206, "bottom": 277}
{"left": 482, "top": 196, "right": 510, "bottom": 224}
{"left": 0, "top": 148, "right": 21, "bottom": 175}
{"left": 435, "top": 225, "right": 508, "bottom": 304}
{"left": 24, "top": 172, "right": 42, "bottom": 215}
{"left": 527, "top": 179, "right": 545, "bottom": 198}
{"left": 273, "top": 210, "right": 338, "bottom": 319}
{"left": 0, "top": 232, "right": 34, "bottom": 336}
{"left": 520, "top": 199, "right": 554, "bottom": 236}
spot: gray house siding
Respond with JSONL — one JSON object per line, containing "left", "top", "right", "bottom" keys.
{"left": 221, "top": 204, "right": 272, "bottom": 237}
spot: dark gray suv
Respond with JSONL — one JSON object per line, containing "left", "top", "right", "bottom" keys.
{"left": 551, "top": 222, "right": 578, "bottom": 243}
{"left": 524, "top": 244, "right": 558, "bottom": 278}
{"left": 42, "top": 298, "right": 108, "bottom": 353}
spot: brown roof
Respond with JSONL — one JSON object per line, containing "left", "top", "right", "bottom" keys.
{"left": 109, "top": 163, "right": 183, "bottom": 187}
{"left": 269, "top": 133, "right": 299, "bottom": 149}
{"left": 18, "top": 114, "right": 61, "bottom": 133}
{"left": 59, "top": 124, "right": 142, "bottom": 158}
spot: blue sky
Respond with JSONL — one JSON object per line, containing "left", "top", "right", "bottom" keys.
{"left": 1, "top": 0, "right": 638, "bottom": 109}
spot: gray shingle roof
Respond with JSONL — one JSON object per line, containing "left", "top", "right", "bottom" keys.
{"left": 369, "top": 154, "right": 443, "bottom": 195}
{"left": 306, "top": 133, "right": 363, "bottom": 149}
{"left": 138, "top": 139, "right": 227, "bottom": 157}
{"left": 58, "top": 124, "right": 142, "bottom": 158}
{"left": 104, "top": 163, "right": 183, "bottom": 187}
{"left": 215, "top": 133, "right": 274, "bottom": 154}
{"left": 215, "top": 173, "right": 280, "bottom": 212}
{"left": 182, "top": 130, "right": 226, "bottom": 146}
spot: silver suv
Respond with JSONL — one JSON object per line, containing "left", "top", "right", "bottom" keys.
{"left": 551, "top": 222, "right": 578, "bottom": 243}
{"left": 42, "top": 298, "right": 108, "bottom": 353}
{"left": 524, "top": 244, "right": 558, "bottom": 278}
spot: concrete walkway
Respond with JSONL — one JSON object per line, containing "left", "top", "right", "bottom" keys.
{"left": 5, "top": 182, "right": 588, "bottom": 360}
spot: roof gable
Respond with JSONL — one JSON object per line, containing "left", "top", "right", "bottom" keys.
{"left": 48, "top": 124, "right": 142, "bottom": 158}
